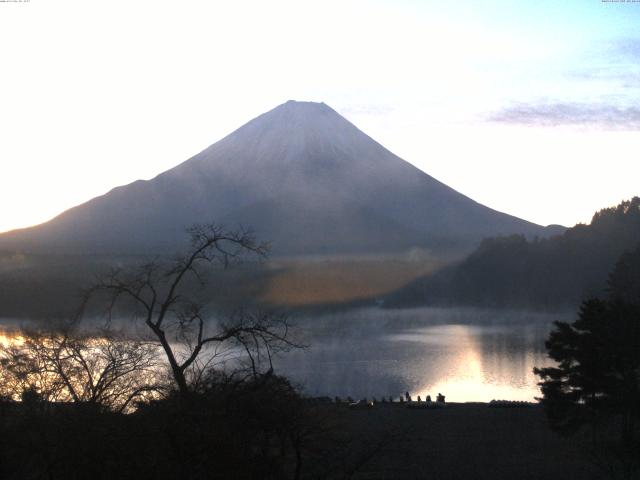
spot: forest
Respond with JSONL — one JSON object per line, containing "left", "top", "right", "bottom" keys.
{"left": 387, "top": 197, "right": 640, "bottom": 310}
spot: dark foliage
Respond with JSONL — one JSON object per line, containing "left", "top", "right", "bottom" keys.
{"left": 387, "top": 197, "right": 640, "bottom": 309}
{"left": 0, "top": 384, "right": 601, "bottom": 480}
{"left": 0, "top": 371, "right": 420, "bottom": 480}
{"left": 534, "top": 246, "right": 640, "bottom": 476}
{"left": 0, "top": 374, "right": 340, "bottom": 480}
{"left": 534, "top": 299, "right": 640, "bottom": 438}
{"left": 608, "top": 243, "right": 640, "bottom": 304}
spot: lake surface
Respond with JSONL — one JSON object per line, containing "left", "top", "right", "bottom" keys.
{"left": 273, "top": 307, "right": 568, "bottom": 402}
{"left": 0, "top": 307, "right": 570, "bottom": 402}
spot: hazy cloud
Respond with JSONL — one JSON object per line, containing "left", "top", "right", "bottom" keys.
{"left": 569, "top": 67, "right": 640, "bottom": 85}
{"left": 616, "top": 37, "right": 640, "bottom": 60}
{"left": 569, "top": 37, "right": 640, "bottom": 82}
{"left": 487, "top": 102, "right": 640, "bottom": 129}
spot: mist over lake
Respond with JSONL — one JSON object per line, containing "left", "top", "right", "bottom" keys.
{"left": 0, "top": 306, "right": 565, "bottom": 403}
{"left": 273, "top": 307, "right": 567, "bottom": 402}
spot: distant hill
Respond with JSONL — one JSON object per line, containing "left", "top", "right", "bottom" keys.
{"left": 385, "top": 197, "right": 640, "bottom": 310}
{"left": 0, "top": 100, "right": 558, "bottom": 257}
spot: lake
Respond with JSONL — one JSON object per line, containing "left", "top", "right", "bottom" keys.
{"left": 273, "top": 307, "right": 569, "bottom": 402}
{"left": 0, "top": 306, "right": 570, "bottom": 403}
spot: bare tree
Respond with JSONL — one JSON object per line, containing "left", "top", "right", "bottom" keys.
{"left": 0, "top": 324, "right": 161, "bottom": 412}
{"left": 84, "top": 223, "right": 300, "bottom": 396}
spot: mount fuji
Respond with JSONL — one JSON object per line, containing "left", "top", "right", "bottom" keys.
{"left": 0, "top": 100, "right": 559, "bottom": 256}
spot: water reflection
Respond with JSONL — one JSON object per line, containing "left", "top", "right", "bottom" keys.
{"left": 274, "top": 308, "right": 564, "bottom": 402}
{"left": 0, "top": 328, "right": 21, "bottom": 347}
{"left": 1, "top": 307, "right": 567, "bottom": 402}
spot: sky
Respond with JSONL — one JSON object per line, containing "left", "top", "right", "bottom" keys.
{"left": 1, "top": 0, "right": 639, "bottom": 233}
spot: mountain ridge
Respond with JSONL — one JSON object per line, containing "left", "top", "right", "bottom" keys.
{"left": 0, "top": 100, "right": 561, "bottom": 256}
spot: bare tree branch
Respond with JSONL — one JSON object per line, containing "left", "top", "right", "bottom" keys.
{"left": 81, "top": 223, "right": 296, "bottom": 396}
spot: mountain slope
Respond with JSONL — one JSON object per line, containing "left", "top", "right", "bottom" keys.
{"left": 0, "top": 100, "right": 557, "bottom": 256}
{"left": 385, "top": 197, "right": 640, "bottom": 310}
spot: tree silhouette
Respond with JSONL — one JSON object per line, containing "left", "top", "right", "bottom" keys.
{"left": 84, "top": 223, "right": 300, "bottom": 395}
{"left": 0, "top": 323, "right": 160, "bottom": 412}
{"left": 608, "top": 243, "right": 640, "bottom": 304}
{"left": 534, "top": 245, "right": 640, "bottom": 449}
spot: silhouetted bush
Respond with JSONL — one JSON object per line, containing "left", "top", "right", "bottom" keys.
{"left": 0, "top": 373, "right": 323, "bottom": 479}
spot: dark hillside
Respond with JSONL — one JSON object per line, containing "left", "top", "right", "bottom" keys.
{"left": 386, "top": 197, "right": 640, "bottom": 310}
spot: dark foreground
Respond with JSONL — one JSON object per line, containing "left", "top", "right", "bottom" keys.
{"left": 334, "top": 402, "right": 597, "bottom": 479}
{"left": 1, "top": 397, "right": 607, "bottom": 480}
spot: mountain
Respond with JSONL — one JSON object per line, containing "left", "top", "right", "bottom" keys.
{"left": 385, "top": 197, "right": 640, "bottom": 310}
{"left": 0, "top": 100, "right": 559, "bottom": 256}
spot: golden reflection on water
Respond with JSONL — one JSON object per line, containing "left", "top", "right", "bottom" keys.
{"left": 408, "top": 324, "right": 549, "bottom": 402}
{"left": 418, "top": 349, "right": 541, "bottom": 402}
{"left": 0, "top": 330, "right": 23, "bottom": 347}
{"left": 274, "top": 320, "right": 555, "bottom": 402}
{"left": 1, "top": 321, "right": 554, "bottom": 402}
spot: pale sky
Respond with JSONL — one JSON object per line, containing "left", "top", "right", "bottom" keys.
{"left": 1, "top": 0, "right": 639, "bottom": 233}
